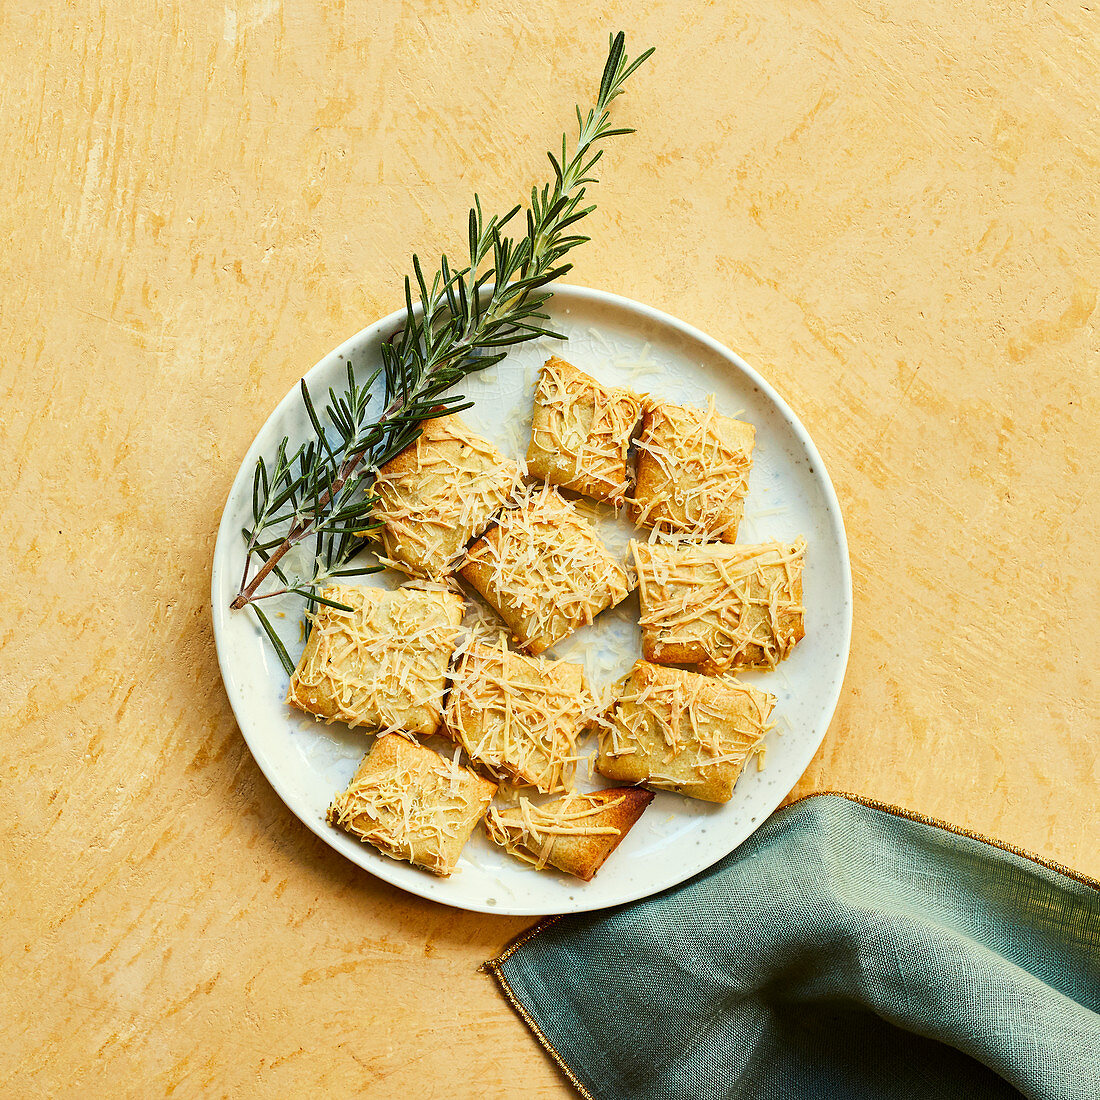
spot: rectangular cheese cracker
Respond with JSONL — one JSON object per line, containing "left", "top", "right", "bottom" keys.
{"left": 459, "top": 485, "right": 632, "bottom": 655}
{"left": 631, "top": 397, "right": 755, "bottom": 542}
{"left": 287, "top": 583, "right": 464, "bottom": 735}
{"left": 597, "top": 661, "right": 775, "bottom": 803}
{"left": 327, "top": 735, "right": 496, "bottom": 876}
{"left": 526, "top": 356, "right": 642, "bottom": 505}
{"left": 632, "top": 538, "right": 805, "bottom": 673}
{"left": 444, "top": 642, "right": 592, "bottom": 793}
{"left": 372, "top": 414, "right": 520, "bottom": 579}
{"left": 485, "top": 787, "right": 654, "bottom": 880}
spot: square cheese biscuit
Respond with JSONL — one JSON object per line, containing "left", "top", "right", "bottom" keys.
{"left": 597, "top": 661, "right": 775, "bottom": 803}
{"left": 485, "top": 787, "right": 654, "bottom": 880}
{"left": 372, "top": 414, "right": 521, "bottom": 579}
{"left": 458, "top": 485, "right": 632, "bottom": 655}
{"left": 632, "top": 538, "right": 805, "bottom": 673}
{"left": 327, "top": 735, "right": 496, "bottom": 876}
{"left": 526, "top": 357, "right": 643, "bottom": 505}
{"left": 287, "top": 583, "right": 464, "bottom": 735}
{"left": 632, "top": 397, "right": 755, "bottom": 542}
{"left": 445, "top": 642, "right": 592, "bottom": 793}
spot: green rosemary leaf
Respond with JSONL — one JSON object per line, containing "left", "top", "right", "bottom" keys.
{"left": 412, "top": 254, "right": 430, "bottom": 314}
{"left": 251, "top": 463, "right": 264, "bottom": 529}
{"left": 251, "top": 605, "right": 296, "bottom": 677}
{"left": 329, "top": 498, "right": 376, "bottom": 520}
{"left": 243, "top": 528, "right": 292, "bottom": 553}
{"left": 620, "top": 46, "right": 656, "bottom": 83}
{"left": 291, "top": 589, "right": 355, "bottom": 612}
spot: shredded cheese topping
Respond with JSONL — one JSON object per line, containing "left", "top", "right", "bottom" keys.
{"left": 327, "top": 737, "right": 493, "bottom": 876}
{"left": 460, "top": 483, "right": 633, "bottom": 654}
{"left": 287, "top": 584, "right": 463, "bottom": 735}
{"left": 527, "top": 357, "right": 642, "bottom": 505}
{"left": 599, "top": 662, "right": 775, "bottom": 797}
{"left": 445, "top": 642, "right": 596, "bottom": 793}
{"left": 632, "top": 537, "right": 805, "bottom": 672}
{"left": 630, "top": 396, "right": 755, "bottom": 542}
{"left": 372, "top": 414, "right": 521, "bottom": 579}
{"left": 484, "top": 791, "right": 627, "bottom": 872}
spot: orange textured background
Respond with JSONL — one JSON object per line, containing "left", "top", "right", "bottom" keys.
{"left": 1, "top": 2, "right": 1096, "bottom": 1096}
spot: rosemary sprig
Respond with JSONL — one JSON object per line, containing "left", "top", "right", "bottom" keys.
{"left": 233, "top": 32, "right": 653, "bottom": 672}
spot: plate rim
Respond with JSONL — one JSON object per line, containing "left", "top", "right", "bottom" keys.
{"left": 211, "top": 282, "right": 853, "bottom": 915}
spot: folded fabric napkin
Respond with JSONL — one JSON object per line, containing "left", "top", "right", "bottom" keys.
{"left": 486, "top": 793, "right": 1100, "bottom": 1100}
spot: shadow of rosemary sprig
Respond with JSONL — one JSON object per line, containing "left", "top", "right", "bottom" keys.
{"left": 232, "top": 32, "right": 654, "bottom": 674}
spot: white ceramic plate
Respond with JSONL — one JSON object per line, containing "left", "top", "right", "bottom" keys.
{"left": 211, "top": 285, "right": 852, "bottom": 915}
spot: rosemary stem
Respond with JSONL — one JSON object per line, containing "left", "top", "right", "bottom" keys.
{"left": 231, "top": 32, "right": 652, "bottom": 628}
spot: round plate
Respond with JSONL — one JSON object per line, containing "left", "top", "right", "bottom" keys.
{"left": 211, "top": 285, "right": 852, "bottom": 915}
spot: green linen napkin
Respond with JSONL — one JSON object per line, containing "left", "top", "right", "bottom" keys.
{"left": 486, "top": 793, "right": 1100, "bottom": 1100}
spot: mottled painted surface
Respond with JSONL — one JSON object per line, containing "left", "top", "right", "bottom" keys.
{"left": 1, "top": 2, "right": 1096, "bottom": 1096}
